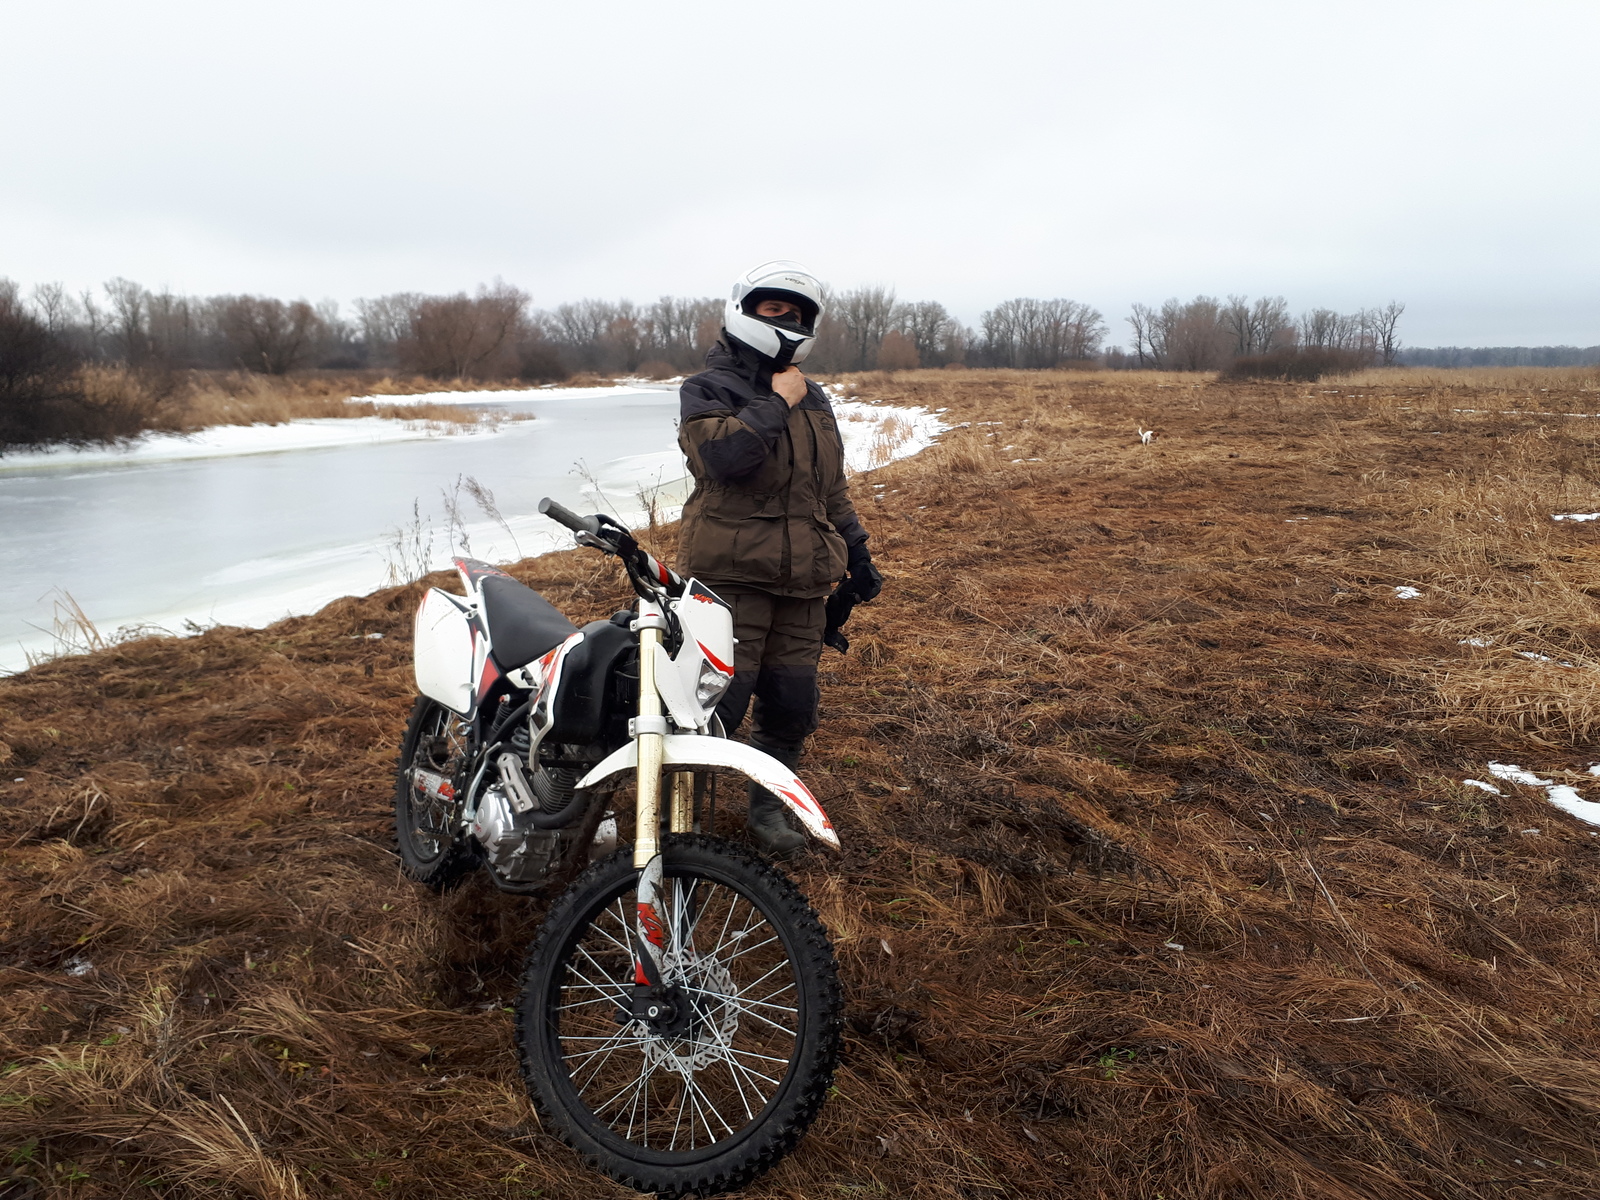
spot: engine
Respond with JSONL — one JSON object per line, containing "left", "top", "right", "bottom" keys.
{"left": 471, "top": 781, "right": 561, "bottom": 884}
{"left": 470, "top": 746, "right": 590, "bottom": 885}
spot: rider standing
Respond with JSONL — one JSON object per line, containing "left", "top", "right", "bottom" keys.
{"left": 677, "top": 261, "right": 882, "bottom": 855}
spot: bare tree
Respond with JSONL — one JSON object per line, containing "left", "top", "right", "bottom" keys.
{"left": 398, "top": 283, "right": 528, "bottom": 380}
{"left": 355, "top": 293, "right": 424, "bottom": 367}
{"left": 77, "top": 289, "right": 110, "bottom": 359}
{"left": 28, "top": 283, "right": 72, "bottom": 334}
{"left": 146, "top": 289, "right": 204, "bottom": 366}
{"left": 645, "top": 295, "right": 721, "bottom": 368}
{"left": 891, "top": 300, "right": 965, "bottom": 366}
{"left": 219, "top": 295, "right": 326, "bottom": 374}
{"left": 104, "top": 278, "right": 151, "bottom": 364}
{"left": 981, "top": 298, "right": 1106, "bottom": 367}
{"left": 1298, "top": 307, "right": 1353, "bottom": 350}
{"left": 1162, "top": 296, "right": 1227, "bottom": 370}
{"left": 1372, "top": 301, "right": 1405, "bottom": 365}
{"left": 1221, "top": 295, "right": 1254, "bottom": 359}
{"left": 1250, "top": 296, "right": 1294, "bottom": 355}
{"left": 1219, "top": 294, "right": 1296, "bottom": 361}
{"left": 1127, "top": 303, "right": 1160, "bottom": 366}
{"left": 832, "top": 286, "right": 898, "bottom": 371}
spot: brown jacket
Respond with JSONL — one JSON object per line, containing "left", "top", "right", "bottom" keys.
{"left": 677, "top": 338, "right": 867, "bottom": 599}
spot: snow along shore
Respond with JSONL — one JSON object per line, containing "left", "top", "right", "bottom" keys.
{"left": 0, "top": 415, "right": 508, "bottom": 472}
{"left": 3, "top": 387, "right": 947, "bottom": 673}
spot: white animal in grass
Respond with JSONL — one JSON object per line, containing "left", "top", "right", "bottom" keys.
{"left": 1137, "top": 426, "right": 1155, "bottom": 445}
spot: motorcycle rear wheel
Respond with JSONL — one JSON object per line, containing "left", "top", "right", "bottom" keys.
{"left": 516, "top": 835, "right": 841, "bottom": 1197}
{"left": 393, "top": 695, "right": 478, "bottom": 890}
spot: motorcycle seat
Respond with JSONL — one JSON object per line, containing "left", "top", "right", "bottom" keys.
{"left": 481, "top": 575, "right": 578, "bottom": 669}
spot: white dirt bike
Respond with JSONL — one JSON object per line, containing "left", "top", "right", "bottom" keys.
{"left": 395, "top": 498, "right": 842, "bottom": 1197}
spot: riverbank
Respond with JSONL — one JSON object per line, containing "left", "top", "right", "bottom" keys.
{"left": 0, "top": 369, "right": 578, "bottom": 457}
{"left": 0, "top": 387, "right": 940, "bottom": 673}
{"left": 4, "top": 369, "right": 1600, "bottom": 1197}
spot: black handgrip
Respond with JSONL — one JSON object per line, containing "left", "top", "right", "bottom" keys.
{"left": 538, "top": 497, "right": 602, "bottom": 536}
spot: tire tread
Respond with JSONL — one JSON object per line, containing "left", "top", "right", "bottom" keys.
{"left": 517, "top": 834, "right": 842, "bottom": 1198}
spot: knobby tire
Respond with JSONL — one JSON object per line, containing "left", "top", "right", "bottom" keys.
{"left": 516, "top": 834, "right": 842, "bottom": 1197}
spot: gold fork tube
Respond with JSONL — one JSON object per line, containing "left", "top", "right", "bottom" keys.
{"left": 634, "top": 626, "right": 664, "bottom": 868}
{"left": 670, "top": 772, "right": 694, "bottom": 834}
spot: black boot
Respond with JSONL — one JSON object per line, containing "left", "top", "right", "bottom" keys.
{"left": 746, "top": 783, "right": 806, "bottom": 857}
{"left": 746, "top": 742, "right": 807, "bottom": 858}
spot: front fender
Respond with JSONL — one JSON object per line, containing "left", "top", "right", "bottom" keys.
{"left": 575, "top": 735, "right": 839, "bottom": 850}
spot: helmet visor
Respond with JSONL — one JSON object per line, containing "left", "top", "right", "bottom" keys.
{"left": 741, "top": 288, "right": 819, "bottom": 335}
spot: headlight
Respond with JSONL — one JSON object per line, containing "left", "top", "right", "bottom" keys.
{"left": 695, "top": 658, "right": 732, "bottom": 707}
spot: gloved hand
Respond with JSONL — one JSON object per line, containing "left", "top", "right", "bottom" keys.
{"left": 844, "top": 542, "right": 883, "bottom": 603}
{"left": 823, "top": 586, "right": 856, "bottom": 654}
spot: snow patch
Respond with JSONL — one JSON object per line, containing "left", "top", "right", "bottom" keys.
{"left": 1517, "top": 650, "right": 1576, "bottom": 667}
{"left": 1485, "top": 762, "right": 1600, "bottom": 827}
{"left": 1553, "top": 512, "right": 1600, "bottom": 522}
{"left": 1394, "top": 586, "right": 1423, "bottom": 600}
{"left": 1487, "top": 762, "right": 1550, "bottom": 788}
{"left": 829, "top": 399, "right": 949, "bottom": 474}
{"left": 1547, "top": 786, "right": 1600, "bottom": 826}
{"left": 364, "top": 384, "right": 667, "bottom": 406}
{"left": 0, "top": 417, "right": 499, "bottom": 471}
{"left": 1462, "top": 779, "right": 1503, "bottom": 795}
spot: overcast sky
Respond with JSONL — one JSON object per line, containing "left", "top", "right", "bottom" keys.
{"left": 2, "top": 0, "right": 1596, "bottom": 347}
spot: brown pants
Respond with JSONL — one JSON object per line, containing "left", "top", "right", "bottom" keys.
{"left": 709, "top": 585, "right": 825, "bottom": 757}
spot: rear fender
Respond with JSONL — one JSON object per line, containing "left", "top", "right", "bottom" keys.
{"left": 575, "top": 735, "right": 839, "bottom": 850}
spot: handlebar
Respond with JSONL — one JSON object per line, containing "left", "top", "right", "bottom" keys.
{"left": 537, "top": 497, "right": 602, "bottom": 536}
{"left": 538, "top": 495, "right": 683, "bottom": 602}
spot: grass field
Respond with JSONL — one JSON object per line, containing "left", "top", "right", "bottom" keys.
{"left": 3, "top": 368, "right": 1600, "bottom": 1198}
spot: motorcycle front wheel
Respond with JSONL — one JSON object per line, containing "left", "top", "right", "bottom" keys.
{"left": 516, "top": 834, "right": 841, "bottom": 1197}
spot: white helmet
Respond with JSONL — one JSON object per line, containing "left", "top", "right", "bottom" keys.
{"left": 723, "top": 260, "right": 825, "bottom": 367}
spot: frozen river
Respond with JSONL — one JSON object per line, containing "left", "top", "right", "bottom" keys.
{"left": 0, "top": 386, "right": 690, "bottom": 673}
{"left": 0, "top": 385, "right": 946, "bottom": 674}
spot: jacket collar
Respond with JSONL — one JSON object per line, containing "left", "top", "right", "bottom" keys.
{"left": 707, "top": 333, "right": 774, "bottom": 393}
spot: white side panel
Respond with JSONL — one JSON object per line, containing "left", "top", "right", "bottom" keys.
{"left": 575, "top": 735, "right": 839, "bottom": 849}
{"left": 413, "top": 588, "right": 475, "bottom": 715}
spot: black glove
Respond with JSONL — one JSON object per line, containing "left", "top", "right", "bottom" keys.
{"left": 844, "top": 542, "right": 883, "bottom": 603}
{"left": 823, "top": 585, "right": 857, "bottom": 654}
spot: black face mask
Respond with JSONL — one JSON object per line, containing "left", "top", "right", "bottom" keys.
{"left": 765, "top": 311, "right": 806, "bottom": 334}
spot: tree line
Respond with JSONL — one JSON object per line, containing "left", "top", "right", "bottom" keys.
{"left": 1117, "top": 295, "right": 1406, "bottom": 372}
{"left": 1396, "top": 345, "right": 1600, "bottom": 368}
{"left": 1, "top": 276, "right": 1120, "bottom": 380}
{"left": 6, "top": 274, "right": 1417, "bottom": 389}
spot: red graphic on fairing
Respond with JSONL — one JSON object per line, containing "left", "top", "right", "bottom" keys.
{"left": 477, "top": 655, "right": 501, "bottom": 698}
{"left": 696, "top": 640, "right": 733, "bottom": 676}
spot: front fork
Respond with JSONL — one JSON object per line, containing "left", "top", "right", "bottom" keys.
{"left": 630, "top": 616, "right": 699, "bottom": 1001}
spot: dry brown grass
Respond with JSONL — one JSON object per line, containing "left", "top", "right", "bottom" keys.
{"left": 1326, "top": 364, "right": 1600, "bottom": 392}
{"left": 4, "top": 369, "right": 1600, "bottom": 1197}
{"left": 58, "top": 369, "right": 552, "bottom": 439}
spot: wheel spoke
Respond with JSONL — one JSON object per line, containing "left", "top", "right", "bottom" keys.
{"left": 681, "top": 983, "right": 798, "bottom": 1018}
